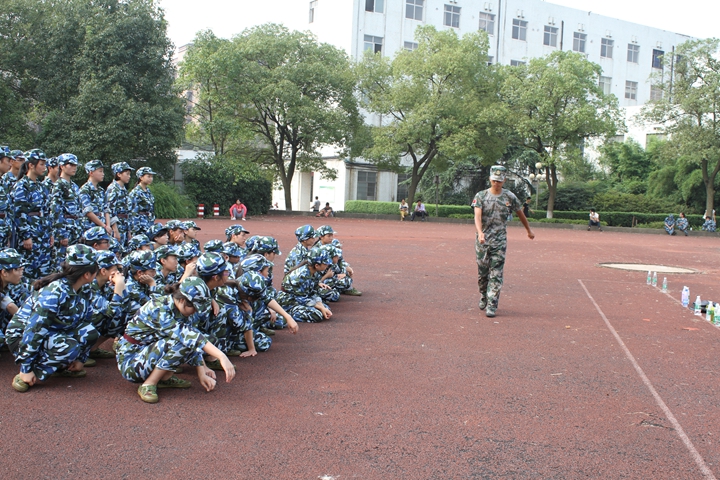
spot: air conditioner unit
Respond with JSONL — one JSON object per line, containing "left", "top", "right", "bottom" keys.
{"left": 548, "top": 16, "right": 555, "bottom": 25}
{"left": 484, "top": 2, "right": 492, "bottom": 11}
{"left": 516, "top": 9, "right": 524, "bottom": 18}
{"left": 656, "top": 41, "right": 663, "bottom": 48}
{"left": 631, "top": 36, "right": 638, "bottom": 44}
{"left": 577, "top": 23, "right": 584, "bottom": 32}
{"left": 605, "top": 30, "right": 612, "bottom": 38}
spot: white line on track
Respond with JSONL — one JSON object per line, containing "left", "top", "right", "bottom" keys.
{"left": 578, "top": 279, "right": 717, "bottom": 480}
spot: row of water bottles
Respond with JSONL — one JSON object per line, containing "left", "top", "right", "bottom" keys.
{"left": 646, "top": 271, "right": 667, "bottom": 292}
{"left": 680, "top": 285, "right": 720, "bottom": 324}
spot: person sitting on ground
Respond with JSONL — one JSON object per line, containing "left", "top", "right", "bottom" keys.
{"left": 315, "top": 202, "right": 333, "bottom": 218}
{"left": 410, "top": 200, "right": 427, "bottom": 221}
{"left": 676, "top": 212, "right": 689, "bottom": 236}
{"left": 664, "top": 214, "right": 676, "bottom": 235}
{"left": 588, "top": 209, "right": 602, "bottom": 231}
{"left": 399, "top": 199, "right": 409, "bottom": 221}
{"left": 229, "top": 199, "right": 247, "bottom": 221}
{"left": 702, "top": 216, "right": 716, "bottom": 232}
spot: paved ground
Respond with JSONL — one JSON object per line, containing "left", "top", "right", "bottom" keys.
{"left": 2, "top": 216, "right": 720, "bottom": 479}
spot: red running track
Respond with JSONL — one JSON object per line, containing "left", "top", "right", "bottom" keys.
{"left": 1, "top": 216, "right": 720, "bottom": 479}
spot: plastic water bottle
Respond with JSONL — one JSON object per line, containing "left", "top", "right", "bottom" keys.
{"left": 652, "top": 272, "right": 657, "bottom": 287}
{"left": 662, "top": 277, "right": 667, "bottom": 293}
{"left": 694, "top": 295, "right": 702, "bottom": 316}
{"left": 707, "top": 302, "right": 713, "bottom": 322}
{"left": 647, "top": 271, "right": 652, "bottom": 285}
{"left": 715, "top": 303, "right": 720, "bottom": 325}
{"left": 681, "top": 286, "right": 690, "bottom": 308}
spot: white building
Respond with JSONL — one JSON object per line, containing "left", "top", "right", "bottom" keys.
{"left": 285, "top": 1, "right": 694, "bottom": 209}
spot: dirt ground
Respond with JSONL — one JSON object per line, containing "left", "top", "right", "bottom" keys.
{"left": 2, "top": 215, "right": 720, "bottom": 479}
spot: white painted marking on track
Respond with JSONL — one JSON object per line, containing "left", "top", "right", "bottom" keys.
{"left": 578, "top": 279, "right": 717, "bottom": 480}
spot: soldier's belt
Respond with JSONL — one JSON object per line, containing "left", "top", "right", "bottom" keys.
{"left": 27, "top": 212, "right": 42, "bottom": 217}
{"left": 116, "top": 214, "right": 130, "bottom": 219}
{"left": 122, "top": 334, "right": 141, "bottom": 345}
{"left": 138, "top": 212, "right": 151, "bottom": 216}
{"left": 0, "top": 213, "right": 6, "bottom": 218}
{"left": 65, "top": 214, "right": 78, "bottom": 220}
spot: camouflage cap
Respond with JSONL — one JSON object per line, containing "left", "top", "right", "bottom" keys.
{"left": 316, "top": 225, "right": 336, "bottom": 237}
{"left": 321, "top": 243, "right": 341, "bottom": 259}
{"left": 10, "top": 150, "right": 25, "bottom": 161}
{"left": 0, "top": 248, "right": 26, "bottom": 270}
{"left": 177, "top": 242, "right": 200, "bottom": 261}
{"left": 251, "top": 236, "right": 281, "bottom": 255}
{"left": 108, "top": 237, "right": 123, "bottom": 254}
{"left": 24, "top": 149, "right": 46, "bottom": 160}
{"left": 147, "top": 223, "right": 169, "bottom": 240}
{"left": 84, "top": 159, "right": 104, "bottom": 173}
{"left": 307, "top": 246, "right": 334, "bottom": 266}
{"left": 197, "top": 252, "right": 227, "bottom": 276}
{"left": 244, "top": 235, "right": 259, "bottom": 251}
{"left": 489, "top": 165, "right": 507, "bottom": 182}
{"left": 136, "top": 166, "right": 156, "bottom": 178}
{"left": 111, "top": 162, "right": 135, "bottom": 174}
{"left": 95, "top": 250, "right": 121, "bottom": 270}
{"left": 183, "top": 220, "right": 201, "bottom": 230}
{"left": 154, "top": 245, "right": 178, "bottom": 260}
{"left": 46, "top": 157, "right": 59, "bottom": 168}
{"left": 82, "top": 226, "right": 110, "bottom": 243}
{"left": 295, "top": 225, "right": 317, "bottom": 242}
{"left": 57, "top": 153, "right": 78, "bottom": 166}
{"left": 65, "top": 244, "right": 98, "bottom": 267}
{"left": 126, "top": 250, "right": 157, "bottom": 272}
{"left": 165, "top": 219, "right": 188, "bottom": 231}
{"left": 222, "top": 241, "right": 243, "bottom": 257}
{"left": 127, "top": 234, "right": 151, "bottom": 251}
{"left": 225, "top": 224, "right": 249, "bottom": 238}
{"left": 0, "top": 146, "right": 12, "bottom": 160}
{"left": 240, "top": 253, "right": 273, "bottom": 273}
{"left": 238, "top": 271, "right": 269, "bottom": 300}
{"left": 178, "top": 277, "right": 212, "bottom": 311}
{"left": 203, "top": 239, "right": 224, "bottom": 253}
{"left": 330, "top": 238, "right": 343, "bottom": 248}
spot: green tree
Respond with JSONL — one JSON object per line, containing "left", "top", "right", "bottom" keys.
{"left": 356, "top": 25, "right": 503, "bottom": 206}
{"left": 499, "top": 51, "right": 623, "bottom": 217}
{"left": 643, "top": 38, "right": 720, "bottom": 217}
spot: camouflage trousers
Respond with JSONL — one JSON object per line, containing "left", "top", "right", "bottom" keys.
{"left": 116, "top": 337, "right": 205, "bottom": 383}
{"left": 234, "top": 330, "right": 272, "bottom": 352}
{"left": 320, "top": 275, "right": 353, "bottom": 302}
{"left": 10, "top": 323, "right": 99, "bottom": 381}
{"left": 284, "top": 303, "right": 330, "bottom": 323}
{"left": 253, "top": 305, "right": 288, "bottom": 330}
{"left": 476, "top": 242, "right": 507, "bottom": 310}
{"left": 209, "top": 302, "right": 252, "bottom": 353}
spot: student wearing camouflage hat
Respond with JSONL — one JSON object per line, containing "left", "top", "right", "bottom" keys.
{"left": 284, "top": 225, "right": 318, "bottom": 276}
{"left": 315, "top": 226, "right": 361, "bottom": 296}
{"left": 165, "top": 220, "right": 187, "bottom": 246}
{"left": 79, "top": 159, "right": 112, "bottom": 234}
{"left": 0, "top": 248, "right": 26, "bottom": 350}
{"left": 182, "top": 221, "right": 201, "bottom": 250}
{"left": 7, "top": 244, "right": 100, "bottom": 392}
{"left": 192, "top": 252, "right": 230, "bottom": 370}
{"left": 2, "top": 149, "right": 25, "bottom": 194}
{"left": 123, "top": 250, "right": 161, "bottom": 321}
{"left": 43, "top": 156, "right": 60, "bottom": 191}
{"left": 87, "top": 250, "right": 127, "bottom": 360}
{"left": 116, "top": 276, "right": 236, "bottom": 403}
{"left": 129, "top": 166, "right": 156, "bottom": 236}
{"left": 277, "top": 246, "right": 334, "bottom": 323}
{"left": 81, "top": 226, "right": 111, "bottom": 250}
{"left": 10, "top": 152, "right": 53, "bottom": 280}
{"left": 50, "top": 153, "right": 84, "bottom": 263}
{"left": 106, "top": 162, "right": 135, "bottom": 247}
{"left": 225, "top": 224, "right": 249, "bottom": 258}
{"left": 0, "top": 147, "right": 15, "bottom": 248}
{"left": 472, "top": 165, "right": 534, "bottom": 318}
{"left": 154, "top": 246, "right": 187, "bottom": 288}
{"left": 148, "top": 223, "right": 169, "bottom": 250}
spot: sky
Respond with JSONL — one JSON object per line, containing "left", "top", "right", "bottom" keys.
{"left": 160, "top": 0, "right": 718, "bottom": 49}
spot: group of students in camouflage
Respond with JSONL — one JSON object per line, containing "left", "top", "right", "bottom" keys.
{"left": 0, "top": 146, "right": 361, "bottom": 403}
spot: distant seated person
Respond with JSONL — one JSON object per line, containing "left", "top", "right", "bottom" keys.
{"left": 410, "top": 200, "right": 427, "bottom": 221}
{"left": 702, "top": 216, "right": 716, "bottom": 232}
{"left": 664, "top": 214, "right": 675, "bottom": 235}
{"left": 316, "top": 202, "right": 334, "bottom": 217}
{"left": 588, "top": 208, "right": 602, "bottom": 231}
{"left": 676, "top": 212, "right": 689, "bottom": 236}
{"left": 399, "top": 199, "right": 409, "bottom": 221}
{"left": 229, "top": 199, "right": 247, "bottom": 221}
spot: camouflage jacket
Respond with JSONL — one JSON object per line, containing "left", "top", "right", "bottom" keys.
{"left": 284, "top": 243, "right": 309, "bottom": 275}
{"left": 471, "top": 188, "right": 522, "bottom": 246}
{"left": 51, "top": 178, "right": 83, "bottom": 240}
{"left": 128, "top": 184, "right": 155, "bottom": 220}
{"left": 10, "top": 176, "right": 52, "bottom": 241}
{"left": 280, "top": 264, "right": 321, "bottom": 307}
{"left": 79, "top": 181, "right": 109, "bottom": 230}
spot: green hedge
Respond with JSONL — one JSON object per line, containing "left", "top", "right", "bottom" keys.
{"left": 528, "top": 211, "right": 704, "bottom": 227}
{"left": 150, "top": 182, "right": 196, "bottom": 219}
{"left": 344, "top": 201, "right": 472, "bottom": 216}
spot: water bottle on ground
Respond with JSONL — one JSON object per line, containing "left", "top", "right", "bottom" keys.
{"left": 647, "top": 271, "right": 652, "bottom": 285}
{"left": 715, "top": 304, "right": 720, "bottom": 325}
{"left": 652, "top": 272, "right": 657, "bottom": 287}
{"left": 681, "top": 286, "right": 690, "bottom": 308}
{"left": 707, "top": 302, "right": 713, "bottom": 322}
{"left": 694, "top": 295, "right": 702, "bottom": 316}
{"left": 662, "top": 277, "right": 667, "bottom": 293}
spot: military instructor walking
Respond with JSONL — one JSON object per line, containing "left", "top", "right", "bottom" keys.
{"left": 472, "top": 166, "right": 534, "bottom": 318}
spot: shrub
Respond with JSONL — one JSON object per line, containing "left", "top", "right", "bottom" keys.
{"left": 344, "top": 201, "right": 473, "bottom": 217}
{"left": 150, "top": 182, "right": 196, "bottom": 219}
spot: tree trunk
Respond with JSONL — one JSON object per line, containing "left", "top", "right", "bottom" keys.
{"left": 701, "top": 158, "right": 719, "bottom": 218}
{"left": 282, "top": 176, "right": 293, "bottom": 211}
{"left": 545, "top": 164, "right": 558, "bottom": 219}
{"left": 407, "top": 170, "right": 420, "bottom": 206}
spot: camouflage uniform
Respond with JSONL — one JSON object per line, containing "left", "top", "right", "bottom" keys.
{"left": 79, "top": 180, "right": 110, "bottom": 232}
{"left": 51, "top": 177, "right": 83, "bottom": 260}
{"left": 0, "top": 160, "right": 13, "bottom": 248}
{"left": 6, "top": 278, "right": 98, "bottom": 381}
{"left": 116, "top": 295, "right": 208, "bottom": 382}
{"left": 277, "top": 248, "right": 334, "bottom": 323}
{"left": 107, "top": 162, "right": 136, "bottom": 248}
{"left": 129, "top": 184, "right": 155, "bottom": 237}
{"left": 471, "top": 187, "right": 522, "bottom": 312}
{"left": 154, "top": 246, "right": 182, "bottom": 288}
{"left": 214, "top": 283, "right": 271, "bottom": 353}
{"left": 10, "top": 175, "right": 54, "bottom": 279}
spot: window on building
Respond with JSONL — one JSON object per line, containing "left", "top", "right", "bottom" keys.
{"left": 404, "top": 41, "right": 418, "bottom": 51}
{"left": 309, "top": 1, "right": 317, "bottom": 23}
{"left": 365, "top": 0, "right": 384, "bottom": 13}
{"left": 512, "top": 19, "right": 527, "bottom": 41}
{"left": 573, "top": 32, "right": 586, "bottom": 53}
{"left": 396, "top": 173, "right": 411, "bottom": 202}
{"left": 627, "top": 44, "right": 640, "bottom": 63}
{"left": 444, "top": 5, "right": 460, "bottom": 28}
{"left": 601, "top": 38, "right": 613, "bottom": 58}
{"left": 487, "top": 55, "right": 494, "bottom": 66}
{"left": 646, "top": 133, "right": 666, "bottom": 143}
{"left": 406, "top": 0, "right": 423, "bottom": 20}
{"left": 652, "top": 49, "right": 664, "bottom": 69}
{"left": 625, "top": 80, "right": 638, "bottom": 100}
{"left": 510, "top": 60, "right": 525, "bottom": 67}
{"left": 542, "top": 25, "right": 558, "bottom": 47}
{"left": 599, "top": 76, "right": 612, "bottom": 96}
{"left": 479, "top": 12, "right": 495, "bottom": 35}
{"left": 357, "top": 171, "right": 377, "bottom": 201}
{"left": 364, "top": 35, "right": 383, "bottom": 54}
{"left": 650, "top": 85, "right": 663, "bottom": 101}
{"left": 609, "top": 135, "right": 625, "bottom": 143}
